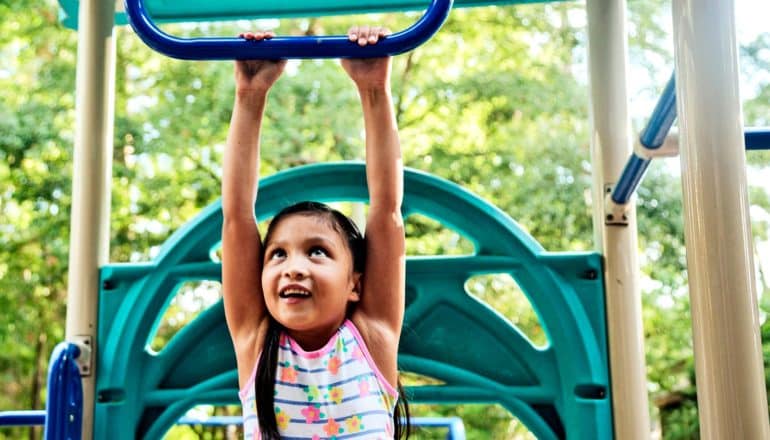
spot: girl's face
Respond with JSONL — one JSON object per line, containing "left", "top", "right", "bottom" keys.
{"left": 262, "top": 214, "right": 360, "bottom": 345}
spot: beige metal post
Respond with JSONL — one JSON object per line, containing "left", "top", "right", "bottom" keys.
{"left": 66, "top": 0, "right": 116, "bottom": 438}
{"left": 672, "top": 0, "right": 770, "bottom": 438}
{"left": 586, "top": 0, "right": 651, "bottom": 438}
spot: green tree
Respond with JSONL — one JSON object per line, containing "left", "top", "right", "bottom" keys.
{"left": 3, "top": 1, "right": 770, "bottom": 439}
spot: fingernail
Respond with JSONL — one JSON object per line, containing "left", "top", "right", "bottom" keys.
{"left": 350, "top": 34, "right": 357, "bottom": 40}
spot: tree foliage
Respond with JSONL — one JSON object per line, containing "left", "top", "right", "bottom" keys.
{"left": 2, "top": 1, "right": 770, "bottom": 439}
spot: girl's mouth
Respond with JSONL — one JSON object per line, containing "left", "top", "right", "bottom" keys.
{"left": 279, "top": 288, "right": 311, "bottom": 303}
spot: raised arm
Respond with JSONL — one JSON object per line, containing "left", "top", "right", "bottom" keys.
{"left": 221, "top": 31, "right": 286, "bottom": 377}
{"left": 342, "top": 27, "right": 406, "bottom": 339}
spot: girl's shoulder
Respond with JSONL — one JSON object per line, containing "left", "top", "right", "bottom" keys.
{"left": 348, "top": 314, "right": 400, "bottom": 389}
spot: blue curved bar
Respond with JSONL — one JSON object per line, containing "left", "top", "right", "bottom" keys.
{"left": 640, "top": 73, "right": 677, "bottom": 149}
{"left": 745, "top": 128, "right": 770, "bottom": 150}
{"left": 611, "top": 153, "right": 651, "bottom": 205}
{"left": 43, "top": 342, "right": 83, "bottom": 440}
{"left": 124, "top": 0, "right": 453, "bottom": 60}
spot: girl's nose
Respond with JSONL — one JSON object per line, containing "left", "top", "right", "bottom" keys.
{"left": 283, "top": 259, "right": 309, "bottom": 279}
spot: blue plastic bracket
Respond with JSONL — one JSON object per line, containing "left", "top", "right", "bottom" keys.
{"left": 123, "top": 0, "right": 453, "bottom": 60}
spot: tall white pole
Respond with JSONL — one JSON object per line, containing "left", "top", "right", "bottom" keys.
{"left": 66, "top": 0, "right": 116, "bottom": 438}
{"left": 672, "top": 1, "right": 770, "bottom": 438}
{"left": 586, "top": 1, "right": 651, "bottom": 438}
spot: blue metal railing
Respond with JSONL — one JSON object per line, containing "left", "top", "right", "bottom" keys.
{"left": 409, "top": 416, "right": 466, "bottom": 439}
{"left": 612, "top": 74, "right": 676, "bottom": 206}
{"left": 178, "top": 415, "right": 467, "bottom": 439}
{"left": 745, "top": 128, "right": 770, "bottom": 150}
{"left": 123, "top": 0, "right": 453, "bottom": 60}
{"left": 0, "top": 410, "right": 46, "bottom": 426}
{"left": 4, "top": 402, "right": 466, "bottom": 440}
{"left": 611, "top": 73, "right": 770, "bottom": 206}
{"left": 0, "top": 342, "right": 83, "bottom": 440}
{"left": 44, "top": 343, "right": 83, "bottom": 439}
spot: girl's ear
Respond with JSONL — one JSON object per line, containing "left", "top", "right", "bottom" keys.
{"left": 349, "top": 272, "right": 363, "bottom": 302}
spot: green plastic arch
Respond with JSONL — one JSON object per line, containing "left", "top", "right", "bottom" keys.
{"left": 95, "top": 162, "right": 612, "bottom": 439}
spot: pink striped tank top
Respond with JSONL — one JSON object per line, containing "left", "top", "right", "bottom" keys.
{"left": 239, "top": 319, "right": 399, "bottom": 439}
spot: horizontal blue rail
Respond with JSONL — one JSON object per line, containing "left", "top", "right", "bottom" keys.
{"left": 0, "top": 410, "right": 46, "bottom": 427}
{"left": 745, "top": 128, "right": 770, "bottom": 150}
{"left": 6, "top": 411, "right": 466, "bottom": 440}
{"left": 178, "top": 415, "right": 466, "bottom": 439}
{"left": 124, "top": 0, "right": 453, "bottom": 60}
{"left": 409, "top": 416, "right": 466, "bottom": 439}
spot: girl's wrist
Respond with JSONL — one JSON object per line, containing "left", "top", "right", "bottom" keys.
{"left": 236, "top": 87, "right": 270, "bottom": 100}
{"left": 357, "top": 85, "right": 391, "bottom": 101}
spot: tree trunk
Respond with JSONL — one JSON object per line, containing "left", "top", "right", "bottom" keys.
{"left": 28, "top": 332, "right": 47, "bottom": 440}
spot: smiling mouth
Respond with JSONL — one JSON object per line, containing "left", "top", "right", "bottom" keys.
{"left": 279, "top": 288, "right": 312, "bottom": 299}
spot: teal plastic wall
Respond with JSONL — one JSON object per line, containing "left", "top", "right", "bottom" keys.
{"left": 95, "top": 162, "right": 611, "bottom": 439}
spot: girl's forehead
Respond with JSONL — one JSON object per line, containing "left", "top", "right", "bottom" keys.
{"left": 269, "top": 214, "right": 344, "bottom": 241}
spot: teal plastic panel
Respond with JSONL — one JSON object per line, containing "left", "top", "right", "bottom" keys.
{"left": 59, "top": 0, "right": 555, "bottom": 29}
{"left": 95, "top": 162, "right": 612, "bottom": 439}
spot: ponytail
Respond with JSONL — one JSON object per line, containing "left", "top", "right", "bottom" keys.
{"left": 255, "top": 317, "right": 283, "bottom": 440}
{"left": 394, "top": 379, "right": 411, "bottom": 439}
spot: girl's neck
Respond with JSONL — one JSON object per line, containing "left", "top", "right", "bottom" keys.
{"left": 285, "top": 318, "right": 346, "bottom": 351}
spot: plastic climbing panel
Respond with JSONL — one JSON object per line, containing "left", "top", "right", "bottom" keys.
{"left": 95, "top": 162, "right": 612, "bottom": 439}
{"left": 59, "top": 0, "right": 556, "bottom": 30}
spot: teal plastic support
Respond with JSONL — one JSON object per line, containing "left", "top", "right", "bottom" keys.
{"left": 59, "top": 0, "right": 554, "bottom": 30}
{"left": 95, "top": 162, "right": 611, "bottom": 439}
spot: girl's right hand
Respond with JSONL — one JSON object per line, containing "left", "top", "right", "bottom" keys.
{"left": 234, "top": 31, "right": 287, "bottom": 94}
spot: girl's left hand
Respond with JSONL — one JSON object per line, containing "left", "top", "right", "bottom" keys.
{"left": 341, "top": 26, "right": 392, "bottom": 90}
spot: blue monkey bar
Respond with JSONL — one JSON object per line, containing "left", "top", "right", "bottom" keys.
{"left": 123, "top": 0, "right": 452, "bottom": 60}
{"left": 612, "top": 73, "right": 770, "bottom": 206}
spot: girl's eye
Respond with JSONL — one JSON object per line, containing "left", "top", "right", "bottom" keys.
{"left": 269, "top": 248, "right": 286, "bottom": 260}
{"left": 309, "top": 246, "right": 328, "bottom": 258}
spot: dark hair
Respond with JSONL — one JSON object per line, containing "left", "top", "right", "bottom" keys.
{"left": 262, "top": 201, "right": 366, "bottom": 273}
{"left": 255, "top": 201, "right": 410, "bottom": 439}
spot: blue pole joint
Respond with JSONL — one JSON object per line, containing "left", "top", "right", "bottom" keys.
{"left": 124, "top": 0, "right": 453, "bottom": 60}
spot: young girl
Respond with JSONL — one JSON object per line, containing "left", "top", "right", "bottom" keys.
{"left": 221, "top": 27, "right": 408, "bottom": 439}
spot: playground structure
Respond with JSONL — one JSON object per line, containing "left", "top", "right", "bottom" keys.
{"left": 2, "top": 0, "right": 770, "bottom": 438}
